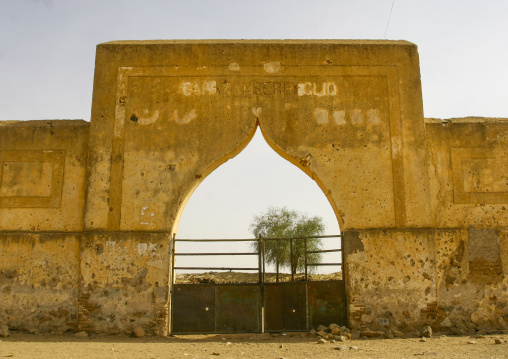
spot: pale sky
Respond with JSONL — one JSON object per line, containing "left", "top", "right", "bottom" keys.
{"left": 1, "top": 1, "right": 507, "bottom": 249}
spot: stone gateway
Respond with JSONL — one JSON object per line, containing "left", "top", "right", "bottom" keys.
{"left": 0, "top": 40, "right": 507, "bottom": 335}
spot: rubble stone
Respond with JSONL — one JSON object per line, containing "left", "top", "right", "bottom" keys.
{"left": 0, "top": 326, "right": 10, "bottom": 338}
{"left": 421, "top": 326, "right": 433, "bottom": 338}
{"left": 132, "top": 327, "right": 145, "bottom": 338}
{"left": 317, "top": 325, "right": 328, "bottom": 332}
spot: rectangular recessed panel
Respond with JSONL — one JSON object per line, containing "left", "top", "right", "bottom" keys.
{"left": 451, "top": 147, "right": 508, "bottom": 204}
{"left": 216, "top": 285, "right": 260, "bottom": 333}
{"left": 0, "top": 150, "right": 65, "bottom": 208}
{"left": 308, "top": 281, "right": 346, "bottom": 328}
{"left": 172, "top": 284, "right": 215, "bottom": 333}
{"left": 0, "top": 161, "right": 53, "bottom": 197}
{"left": 109, "top": 64, "right": 404, "bottom": 230}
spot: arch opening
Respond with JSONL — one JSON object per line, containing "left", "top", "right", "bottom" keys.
{"left": 169, "top": 123, "right": 348, "bottom": 334}
{"left": 173, "top": 124, "right": 343, "bottom": 280}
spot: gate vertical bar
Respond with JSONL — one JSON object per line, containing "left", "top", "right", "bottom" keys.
{"left": 290, "top": 238, "right": 294, "bottom": 282}
{"left": 304, "top": 237, "right": 308, "bottom": 281}
{"left": 171, "top": 233, "right": 176, "bottom": 284}
{"left": 258, "top": 237, "right": 262, "bottom": 284}
{"left": 262, "top": 237, "right": 266, "bottom": 283}
{"left": 261, "top": 237, "right": 265, "bottom": 333}
{"left": 305, "top": 281, "right": 309, "bottom": 330}
{"left": 304, "top": 236, "right": 308, "bottom": 329}
{"left": 258, "top": 236, "right": 263, "bottom": 333}
{"left": 170, "top": 233, "right": 176, "bottom": 334}
{"left": 276, "top": 239, "right": 279, "bottom": 283}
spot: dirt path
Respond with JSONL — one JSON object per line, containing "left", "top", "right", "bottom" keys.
{"left": 1, "top": 332, "right": 507, "bottom": 359}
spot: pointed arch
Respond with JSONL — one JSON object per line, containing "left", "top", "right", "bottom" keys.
{"left": 257, "top": 124, "right": 344, "bottom": 230}
{"left": 171, "top": 120, "right": 344, "bottom": 237}
{"left": 171, "top": 122, "right": 259, "bottom": 235}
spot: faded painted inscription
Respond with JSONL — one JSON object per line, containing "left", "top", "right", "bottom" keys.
{"left": 314, "top": 108, "right": 381, "bottom": 126}
{"left": 124, "top": 74, "right": 390, "bottom": 136}
{"left": 180, "top": 80, "right": 338, "bottom": 97}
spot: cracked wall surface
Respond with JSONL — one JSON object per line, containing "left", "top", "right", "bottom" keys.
{"left": 0, "top": 41, "right": 507, "bottom": 335}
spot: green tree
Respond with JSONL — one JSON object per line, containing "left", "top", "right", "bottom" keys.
{"left": 249, "top": 207, "right": 325, "bottom": 274}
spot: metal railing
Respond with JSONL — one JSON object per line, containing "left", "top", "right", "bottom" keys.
{"left": 171, "top": 234, "right": 342, "bottom": 284}
{"left": 260, "top": 234, "right": 342, "bottom": 282}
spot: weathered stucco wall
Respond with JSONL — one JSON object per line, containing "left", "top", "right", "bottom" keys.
{"left": 78, "top": 233, "right": 170, "bottom": 335}
{"left": 0, "top": 120, "right": 89, "bottom": 231}
{"left": 0, "top": 232, "right": 80, "bottom": 333}
{"left": 342, "top": 118, "right": 508, "bottom": 333}
{"left": 0, "top": 120, "right": 88, "bottom": 333}
{"left": 0, "top": 41, "right": 507, "bottom": 335}
{"left": 425, "top": 118, "right": 508, "bottom": 228}
{"left": 84, "top": 40, "right": 429, "bottom": 233}
{"left": 427, "top": 118, "right": 508, "bottom": 331}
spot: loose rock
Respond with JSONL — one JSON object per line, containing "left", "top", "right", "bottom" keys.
{"left": 132, "top": 327, "right": 145, "bottom": 338}
{"left": 421, "top": 326, "right": 433, "bottom": 338}
{"left": 317, "top": 338, "right": 328, "bottom": 344}
{"left": 328, "top": 323, "right": 339, "bottom": 331}
{"left": 392, "top": 330, "right": 405, "bottom": 338}
{"left": 317, "top": 325, "right": 328, "bottom": 332}
{"left": 317, "top": 330, "right": 327, "bottom": 338}
{"left": 467, "top": 340, "right": 477, "bottom": 344}
{"left": 470, "top": 334, "right": 485, "bottom": 339}
{"left": 0, "top": 326, "right": 10, "bottom": 338}
{"left": 360, "top": 329, "right": 384, "bottom": 338}
{"left": 331, "top": 327, "right": 341, "bottom": 335}
{"left": 333, "top": 346, "right": 347, "bottom": 351}
{"left": 420, "top": 337, "right": 427, "bottom": 342}
{"left": 494, "top": 338, "right": 502, "bottom": 344}
{"left": 74, "top": 331, "right": 88, "bottom": 338}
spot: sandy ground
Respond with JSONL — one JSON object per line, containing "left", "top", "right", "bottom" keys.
{"left": 1, "top": 332, "right": 507, "bottom": 359}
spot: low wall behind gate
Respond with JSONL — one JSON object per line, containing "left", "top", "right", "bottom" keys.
{"left": 0, "top": 41, "right": 507, "bottom": 335}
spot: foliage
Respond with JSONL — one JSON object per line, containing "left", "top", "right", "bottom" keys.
{"left": 249, "top": 207, "right": 325, "bottom": 274}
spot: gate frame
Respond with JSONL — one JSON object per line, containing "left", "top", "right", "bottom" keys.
{"left": 169, "top": 234, "right": 345, "bottom": 334}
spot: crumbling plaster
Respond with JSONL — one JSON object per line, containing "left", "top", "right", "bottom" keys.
{"left": 0, "top": 41, "right": 506, "bottom": 335}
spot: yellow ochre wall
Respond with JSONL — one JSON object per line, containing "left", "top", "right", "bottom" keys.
{"left": 0, "top": 41, "right": 506, "bottom": 334}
